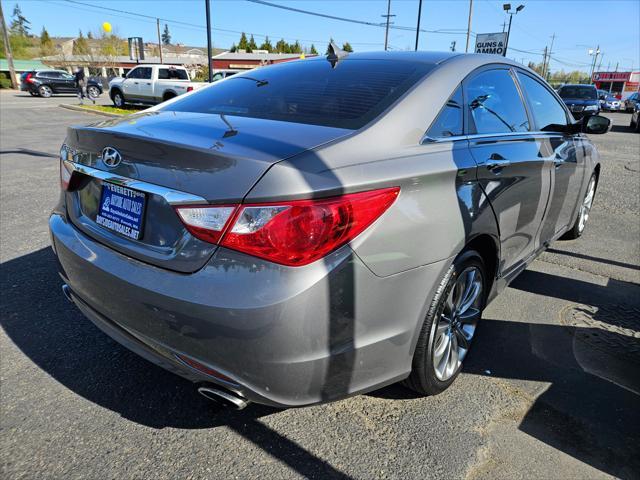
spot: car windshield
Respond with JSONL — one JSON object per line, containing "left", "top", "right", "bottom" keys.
{"left": 160, "top": 59, "right": 433, "bottom": 129}
{"left": 558, "top": 86, "right": 597, "bottom": 100}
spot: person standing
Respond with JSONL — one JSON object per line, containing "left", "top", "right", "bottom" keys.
{"left": 74, "top": 67, "right": 94, "bottom": 105}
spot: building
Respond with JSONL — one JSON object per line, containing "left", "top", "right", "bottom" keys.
{"left": 592, "top": 71, "right": 640, "bottom": 99}
{"left": 211, "top": 51, "right": 315, "bottom": 71}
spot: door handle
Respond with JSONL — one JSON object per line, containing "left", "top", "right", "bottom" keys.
{"left": 146, "top": 82, "right": 151, "bottom": 85}
{"left": 486, "top": 159, "right": 511, "bottom": 173}
{"left": 134, "top": 82, "right": 139, "bottom": 85}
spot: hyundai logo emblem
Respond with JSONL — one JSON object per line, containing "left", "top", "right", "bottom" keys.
{"left": 101, "top": 147, "right": 122, "bottom": 168}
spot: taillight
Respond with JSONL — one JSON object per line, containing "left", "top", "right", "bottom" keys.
{"left": 59, "top": 145, "right": 73, "bottom": 190}
{"left": 175, "top": 187, "right": 399, "bottom": 266}
{"left": 174, "top": 205, "right": 236, "bottom": 244}
{"left": 186, "top": 86, "right": 194, "bottom": 92}
{"left": 25, "top": 72, "right": 35, "bottom": 83}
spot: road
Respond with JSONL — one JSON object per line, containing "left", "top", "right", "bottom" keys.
{"left": 1, "top": 90, "right": 639, "bottom": 479}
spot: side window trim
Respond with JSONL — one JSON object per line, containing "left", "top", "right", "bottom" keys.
{"left": 508, "top": 67, "right": 534, "bottom": 133}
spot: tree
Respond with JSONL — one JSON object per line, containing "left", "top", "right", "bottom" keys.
{"left": 310, "top": 44, "right": 318, "bottom": 55}
{"left": 73, "top": 30, "right": 89, "bottom": 55}
{"left": 238, "top": 32, "right": 249, "bottom": 51}
{"left": 325, "top": 38, "right": 335, "bottom": 55}
{"left": 162, "top": 24, "right": 171, "bottom": 45}
{"left": 39, "top": 26, "right": 54, "bottom": 56}
{"left": 87, "top": 31, "right": 93, "bottom": 39}
{"left": 248, "top": 34, "right": 257, "bottom": 52}
{"left": 10, "top": 4, "right": 30, "bottom": 36}
{"left": 342, "top": 42, "right": 353, "bottom": 52}
{"left": 229, "top": 43, "right": 237, "bottom": 53}
{"left": 259, "top": 36, "right": 273, "bottom": 52}
{"left": 290, "top": 40, "right": 302, "bottom": 54}
{"left": 275, "top": 38, "right": 289, "bottom": 53}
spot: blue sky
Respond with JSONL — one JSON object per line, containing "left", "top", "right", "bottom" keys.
{"left": 4, "top": 0, "right": 639, "bottom": 72}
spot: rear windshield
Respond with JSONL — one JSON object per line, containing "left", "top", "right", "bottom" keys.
{"left": 161, "top": 59, "right": 432, "bottom": 129}
{"left": 158, "top": 68, "right": 189, "bottom": 80}
{"left": 558, "top": 86, "right": 597, "bottom": 100}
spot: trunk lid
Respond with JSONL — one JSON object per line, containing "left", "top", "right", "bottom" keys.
{"left": 64, "top": 111, "right": 350, "bottom": 272}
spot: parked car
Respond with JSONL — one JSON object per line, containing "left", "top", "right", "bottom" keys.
{"left": 624, "top": 92, "right": 639, "bottom": 112}
{"left": 557, "top": 84, "right": 600, "bottom": 118}
{"left": 20, "top": 70, "right": 103, "bottom": 98}
{"left": 108, "top": 64, "right": 205, "bottom": 107}
{"left": 51, "top": 52, "right": 608, "bottom": 409}
{"left": 602, "top": 95, "right": 624, "bottom": 111}
{"left": 211, "top": 69, "right": 241, "bottom": 82}
{"left": 630, "top": 102, "right": 640, "bottom": 132}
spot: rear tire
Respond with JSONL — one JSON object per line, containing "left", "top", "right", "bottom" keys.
{"left": 162, "top": 93, "right": 176, "bottom": 103}
{"left": 87, "top": 85, "right": 100, "bottom": 99}
{"left": 111, "top": 90, "right": 125, "bottom": 107}
{"left": 404, "top": 250, "right": 486, "bottom": 396}
{"left": 38, "top": 85, "right": 52, "bottom": 98}
{"left": 561, "top": 173, "right": 597, "bottom": 240}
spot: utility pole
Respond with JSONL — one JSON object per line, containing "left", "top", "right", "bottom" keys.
{"left": 589, "top": 45, "right": 600, "bottom": 84}
{"left": 414, "top": 0, "right": 422, "bottom": 51}
{"left": 205, "top": 0, "right": 213, "bottom": 82}
{"left": 450, "top": 40, "right": 456, "bottom": 52}
{"left": 465, "top": 0, "right": 473, "bottom": 53}
{"left": 382, "top": 0, "right": 395, "bottom": 51}
{"left": 541, "top": 46, "right": 548, "bottom": 78}
{"left": 614, "top": 61, "right": 618, "bottom": 72}
{"left": 156, "top": 18, "right": 164, "bottom": 63}
{"left": 545, "top": 32, "right": 555, "bottom": 79}
{"left": 0, "top": 2, "right": 18, "bottom": 89}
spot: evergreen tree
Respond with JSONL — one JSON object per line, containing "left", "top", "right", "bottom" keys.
{"left": 238, "top": 32, "right": 249, "bottom": 51}
{"left": 87, "top": 31, "right": 93, "bottom": 39}
{"left": 310, "top": 44, "right": 318, "bottom": 55}
{"left": 325, "top": 38, "right": 335, "bottom": 55}
{"left": 259, "top": 36, "right": 273, "bottom": 52}
{"left": 39, "top": 26, "right": 54, "bottom": 56}
{"left": 73, "top": 30, "right": 89, "bottom": 55}
{"left": 10, "top": 4, "right": 31, "bottom": 36}
{"left": 229, "top": 43, "right": 237, "bottom": 53}
{"left": 291, "top": 40, "right": 302, "bottom": 54}
{"left": 342, "top": 42, "right": 353, "bottom": 53}
{"left": 162, "top": 24, "right": 171, "bottom": 45}
{"left": 248, "top": 34, "right": 257, "bottom": 52}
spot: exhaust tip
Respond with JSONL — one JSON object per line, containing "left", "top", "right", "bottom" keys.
{"left": 62, "top": 284, "right": 74, "bottom": 303}
{"left": 197, "top": 386, "right": 249, "bottom": 410}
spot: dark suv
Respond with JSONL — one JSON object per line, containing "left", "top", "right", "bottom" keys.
{"left": 20, "top": 70, "right": 103, "bottom": 98}
{"left": 557, "top": 84, "right": 599, "bottom": 119}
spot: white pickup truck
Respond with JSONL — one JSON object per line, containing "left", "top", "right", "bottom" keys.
{"left": 108, "top": 64, "right": 205, "bottom": 107}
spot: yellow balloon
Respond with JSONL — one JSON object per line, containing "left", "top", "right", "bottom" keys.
{"left": 102, "top": 22, "right": 112, "bottom": 33}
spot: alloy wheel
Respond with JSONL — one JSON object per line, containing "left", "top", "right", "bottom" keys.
{"left": 39, "top": 85, "right": 52, "bottom": 98}
{"left": 432, "top": 266, "right": 483, "bottom": 381}
{"left": 578, "top": 176, "right": 596, "bottom": 234}
{"left": 87, "top": 86, "right": 100, "bottom": 98}
{"left": 113, "top": 93, "right": 123, "bottom": 107}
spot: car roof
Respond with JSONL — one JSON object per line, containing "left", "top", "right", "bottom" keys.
{"left": 305, "top": 50, "right": 461, "bottom": 66}
{"left": 560, "top": 84, "right": 596, "bottom": 88}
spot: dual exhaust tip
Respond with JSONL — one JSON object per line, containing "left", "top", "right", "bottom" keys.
{"left": 62, "top": 284, "right": 249, "bottom": 410}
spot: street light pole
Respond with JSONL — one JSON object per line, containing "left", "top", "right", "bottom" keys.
{"left": 502, "top": 4, "right": 524, "bottom": 57}
{"left": 414, "top": 0, "right": 423, "bottom": 51}
{"left": 205, "top": 0, "right": 213, "bottom": 82}
{"left": 589, "top": 45, "right": 600, "bottom": 84}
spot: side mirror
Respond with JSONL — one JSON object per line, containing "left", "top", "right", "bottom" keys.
{"left": 583, "top": 114, "right": 611, "bottom": 134}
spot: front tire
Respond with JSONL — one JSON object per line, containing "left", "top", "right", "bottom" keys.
{"left": 87, "top": 85, "right": 100, "bottom": 99}
{"left": 111, "top": 90, "right": 125, "bottom": 107}
{"left": 562, "top": 173, "right": 597, "bottom": 240}
{"left": 404, "top": 250, "right": 486, "bottom": 396}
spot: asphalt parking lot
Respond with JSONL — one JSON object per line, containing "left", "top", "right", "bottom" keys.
{"left": 1, "top": 90, "right": 639, "bottom": 479}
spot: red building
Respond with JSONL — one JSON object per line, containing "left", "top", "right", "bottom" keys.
{"left": 592, "top": 71, "right": 640, "bottom": 100}
{"left": 211, "top": 51, "right": 315, "bottom": 71}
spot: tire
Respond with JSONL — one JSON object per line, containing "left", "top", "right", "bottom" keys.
{"left": 561, "top": 173, "right": 597, "bottom": 240}
{"left": 111, "top": 90, "right": 125, "bottom": 107}
{"left": 87, "top": 85, "right": 100, "bottom": 99}
{"left": 404, "top": 250, "right": 486, "bottom": 396}
{"left": 162, "top": 93, "right": 176, "bottom": 103}
{"left": 38, "top": 85, "right": 53, "bottom": 98}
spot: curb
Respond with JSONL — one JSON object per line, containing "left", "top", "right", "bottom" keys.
{"left": 59, "top": 103, "right": 123, "bottom": 118}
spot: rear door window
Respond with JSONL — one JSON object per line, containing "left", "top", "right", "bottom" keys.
{"left": 426, "top": 86, "right": 464, "bottom": 138}
{"left": 161, "top": 59, "right": 433, "bottom": 129}
{"left": 158, "top": 68, "right": 189, "bottom": 80}
{"left": 516, "top": 73, "right": 569, "bottom": 132}
{"left": 466, "top": 69, "right": 530, "bottom": 134}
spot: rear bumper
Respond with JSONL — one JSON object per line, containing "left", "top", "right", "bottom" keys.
{"left": 50, "top": 212, "right": 449, "bottom": 407}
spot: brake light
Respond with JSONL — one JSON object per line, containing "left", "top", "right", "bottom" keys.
{"left": 174, "top": 187, "right": 399, "bottom": 266}
{"left": 25, "top": 72, "right": 35, "bottom": 83}
{"left": 186, "top": 86, "right": 194, "bottom": 92}
{"left": 59, "top": 146, "right": 74, "bottom": 190}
